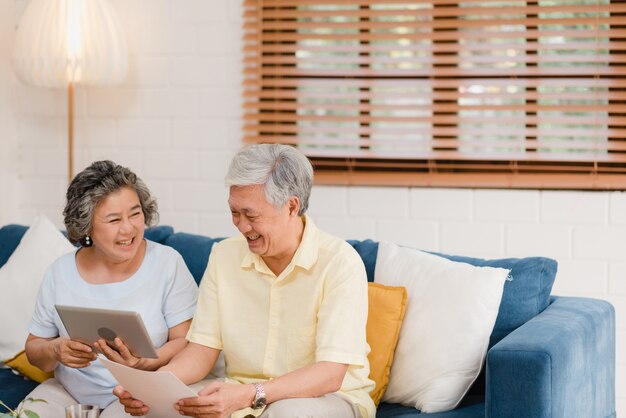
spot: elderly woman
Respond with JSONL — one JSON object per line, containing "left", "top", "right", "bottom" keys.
{"left": 22, "top": 160, "right": 198, "bottom": 417}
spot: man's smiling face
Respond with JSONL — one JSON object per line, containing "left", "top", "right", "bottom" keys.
{"left": 228, "top": 184, "right": 295, "bottom": 261}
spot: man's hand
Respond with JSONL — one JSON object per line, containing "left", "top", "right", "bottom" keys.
{"left": 113, "top": 385, "right": 150, "bottom": 416}
{"left": 175, "top": 381, "right": 256, "bottom": 418}
{"left": 50, "top": 337, "right": 97, "bottom": 368}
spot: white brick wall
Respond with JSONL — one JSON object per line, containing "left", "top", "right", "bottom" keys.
{"left": 1, "top": 0, "right": 623, "bottom": 413}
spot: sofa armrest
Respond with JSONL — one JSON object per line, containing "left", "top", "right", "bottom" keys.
{"left": 485, "top": 296, "right": 615, "bottom": 418}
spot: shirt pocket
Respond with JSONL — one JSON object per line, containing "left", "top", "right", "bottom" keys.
{"left": 287, "top": 325, "right": 316, "bottom": 370}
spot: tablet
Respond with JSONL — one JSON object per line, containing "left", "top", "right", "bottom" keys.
{"left": 55, "top": 305, "right": 158, "bottom": 359}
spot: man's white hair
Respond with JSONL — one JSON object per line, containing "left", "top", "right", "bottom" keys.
{"left": 225, "top": 144, "right": 313, "bottom": 215}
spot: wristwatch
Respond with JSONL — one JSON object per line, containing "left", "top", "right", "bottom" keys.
{"left": 251, "top": 382, "right": 267, "bottom": 409}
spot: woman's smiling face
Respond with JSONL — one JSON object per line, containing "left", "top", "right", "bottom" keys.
{"left": 90, "top": 186, "right": 145, "bottom": 264}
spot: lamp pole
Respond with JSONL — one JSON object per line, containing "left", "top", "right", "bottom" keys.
{"left": 68, "top": 81, "right": 74, "bottom": 183}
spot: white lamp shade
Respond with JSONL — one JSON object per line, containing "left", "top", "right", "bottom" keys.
{"left": 13, "top": 0, "right": 128, "bottom": 87}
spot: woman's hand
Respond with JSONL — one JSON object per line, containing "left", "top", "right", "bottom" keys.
{"left": 113, "top": 385, "right": 150, "bottom": 416}
{"left": 50, "top": 337, "right": 97, "bottom": 368}
{"left": 95, "top": 338, "right": 154, "bottom": 370}
{"left": 175, "top": 381, "right": 255, "bottom": 418}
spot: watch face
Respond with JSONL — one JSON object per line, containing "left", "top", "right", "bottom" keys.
{"left": 253, "top": 395, "right": 267, "bottom": 409}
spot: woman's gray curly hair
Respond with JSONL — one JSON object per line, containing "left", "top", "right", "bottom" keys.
{"left": 63, "top": 160, "right": 158, "bottom": 246}
{"left": 225, "top": 144, "right": 313, "bottom": 215}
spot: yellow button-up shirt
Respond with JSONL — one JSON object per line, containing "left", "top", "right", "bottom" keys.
{"left": 187, "top": 215, "right": 375, "bottom": 418}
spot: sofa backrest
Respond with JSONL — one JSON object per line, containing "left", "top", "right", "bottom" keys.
{"left": 0, "top": 225, "right": 174, "bottom": 267}
{"left": 0, "top": 225, "right": 29, "bottom": 267}
{"left": 164, "top": 231, "right": 556, "bottom": 350}
{"left": 0, "top": 224, "right": 557, "bottom": 351}
{"left": 0, "top": 224, "right": 557, "bottom": 398}
{"left": 162, "top": 233, "right": 224, "bottom": 282}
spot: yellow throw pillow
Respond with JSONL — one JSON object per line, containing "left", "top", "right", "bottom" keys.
{"left": 4, "top": 350, "right": 54, "bottom": 383}
{"left": 366, "top": 282, "right": 407, "bottom": 405}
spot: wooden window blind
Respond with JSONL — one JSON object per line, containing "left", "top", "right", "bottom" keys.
{"left": 243, "top": 0, "right": 626, "bottom": 189}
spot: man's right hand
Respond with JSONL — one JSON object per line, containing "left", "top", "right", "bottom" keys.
{"left": 50, "top": 337, "right": 97, "bottom": 368}
{"left": 113, "top": 385, "right": 150, "bottom": 416}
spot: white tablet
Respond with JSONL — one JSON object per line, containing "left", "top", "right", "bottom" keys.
{"left": 55, "top": 305, "right": 158, "bottom": 359}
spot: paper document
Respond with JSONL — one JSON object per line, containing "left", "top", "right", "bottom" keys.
{"left": 100, "top": 356, "right": 197, "bottom": 418}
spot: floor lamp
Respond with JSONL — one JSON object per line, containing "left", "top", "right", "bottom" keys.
{"left": 13, "top": 0, "right": 128, "bottom": 183}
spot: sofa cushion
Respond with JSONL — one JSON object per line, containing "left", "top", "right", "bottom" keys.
{"left": 366, "top": 283, "right": 407, "bottom": 406}
{"left": 0, "top": 215, "right": 75, "bottom": 361}
{"left": 0, "top": 369, "right": 39, "bottom": 410}
{"left": 375, "top": 242, "right": 508, "bottom": 413}
{"left": 377, "top": 396, "right": 484, "bottom": 418}
{"left": 437, "top": 252, "right": 557, "bottom": 349}
{"left": 163, "top": 233, "right": 224, "bottom": 284}
{"left": 348, "top": 240, "right": 558, "bottom": 350}
{"left": 4, "top": 350, "right": 53, "bottom": 383}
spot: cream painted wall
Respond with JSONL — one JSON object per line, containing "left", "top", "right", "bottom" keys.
{"left": 2, "top": 0, "right": 624, "bottom": 412}
{"left": 0, "top": 0, "right": 19, "bottom": 225}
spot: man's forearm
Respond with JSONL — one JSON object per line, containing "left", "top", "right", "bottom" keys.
{"left": 263, "top": 361, "right": 348, "bottom": 404}
{"left": 159, "top": 342, "right": 220, "bottom": 384}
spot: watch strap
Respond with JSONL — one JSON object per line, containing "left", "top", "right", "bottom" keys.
{"left": 251, "top": 382, "right": 267, "bottom": 409}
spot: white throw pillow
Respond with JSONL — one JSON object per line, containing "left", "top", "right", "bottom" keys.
{"left": 375, "top": 241, "right": 508, "bottom": 413}
{"left": 0, "top": 215, "right": 75, "bottom": 361}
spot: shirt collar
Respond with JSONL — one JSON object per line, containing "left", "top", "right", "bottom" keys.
{"left": 240, "top": 214, "right": 319, "bottom": 276}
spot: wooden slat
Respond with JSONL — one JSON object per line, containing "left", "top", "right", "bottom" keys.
{"left": 255, "top": 16, "right": 626, "bottom": 32}
{"left": 244, "top": 41, "right": 626, "bottom": 54}
{"left": 244, "top": 89, "right": 626, "bottom": 101}
{"left": 243, "top": 77, "right": 626, "bottom": 89}
{"left": 244, "top": 3, "right": 626, "bottom": 19}
{"left": 242, "top": 134, "right": 626, "bottom": 154}
{"left": 313, "top": 170, "right": 626, "bottom": 190}
{"left": 244, "top": 67, "right": 625, "bottom": 78}
{"left": 255, "top": 53, "right": 625, "bottom": 66}
{"left": 294, "top": 147, "right": 626, "bottom": 164}
{"left": 244, "top": 0, "right": 621, "bottom": 9}
{"left": 243, "top": 113, "right": 626, "bottom": 126}
{"left": 242, "top": 28, "right": 626, "bottom": 43}
{"left": 244, "top": 101, "right": 626, "bottom": 113}
{"left": 244, "top": 123, "right": 626, "bottom": 142}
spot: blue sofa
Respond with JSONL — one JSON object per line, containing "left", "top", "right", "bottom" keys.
{"left": 0, "top": 224, "right": 616, "bottom": 418}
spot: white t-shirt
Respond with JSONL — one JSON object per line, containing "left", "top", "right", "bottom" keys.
{"left": 28, "top": 240, "right": 198, "bottom": 408}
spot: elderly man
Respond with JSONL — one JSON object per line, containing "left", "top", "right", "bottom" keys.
{"left": 115, "top": 144, "right": 375, "bottom": 418}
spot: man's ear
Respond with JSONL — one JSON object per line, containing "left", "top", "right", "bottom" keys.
{"left": 288, "top": 196, "right": 300, "bottom": 217}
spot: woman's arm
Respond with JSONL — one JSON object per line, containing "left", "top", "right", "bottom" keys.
{"left": 25, "top": 333, "right": 97, "bottom": 372}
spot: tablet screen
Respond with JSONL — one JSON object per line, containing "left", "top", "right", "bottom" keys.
{"left": 55, "top": 305, "right": 158, "bottom": 359}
